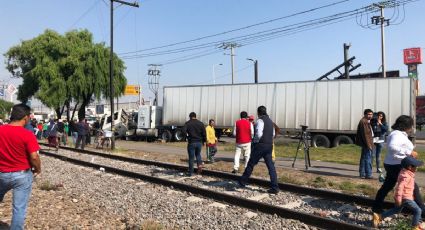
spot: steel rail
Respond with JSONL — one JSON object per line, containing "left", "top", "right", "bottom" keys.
{"left": 39, "top": 149, "right": 369, "bottom": 230}
{"left": 40, "top": 143, "right": 392, "bottom": 209}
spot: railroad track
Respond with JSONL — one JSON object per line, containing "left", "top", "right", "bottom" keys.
{"left": 39, "top": 144, "right": 378, "bottom": 229}
{"left": 39, "top": 143, "right": 392, "bottom": 208}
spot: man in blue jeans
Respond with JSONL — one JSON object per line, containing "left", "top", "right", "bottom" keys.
{"left": 239, "top": 106, "right": 279, "bottom": 194}
{"left": 355, "top": 109, "right": 374, "bottom": 179}
{"left": 0, "top": 104, "right": 41, "bottom": 229}
{"left": 182, "top": 112, "right": 206, "bottom": 176}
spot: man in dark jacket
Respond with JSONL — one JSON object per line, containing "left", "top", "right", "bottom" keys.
{"left": 239, "top": 106, "right": 279, "bottom": 194}
{"left": 75, "top": 118, "right": 89, "bottom": 150}
{"left": 182, "top": 112, "right": 206, "bottom": 176}
{"left": 356, "top": 109, "right": 374, "bottom": 179}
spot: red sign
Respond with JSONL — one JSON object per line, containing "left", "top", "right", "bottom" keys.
{"left": 403, "top": 47, "right": 422, "bottom": 65}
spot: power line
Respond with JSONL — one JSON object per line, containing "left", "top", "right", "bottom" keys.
{"left": 120, "top": 7, "right": 370, "bottom": 61}
{"left": 120, "top": 8, "right": 364, "bottom": 60}
{"left": 119, "top": 0, "right": 351, "bottom": 55}
{"left": 68, "top": 0, "right": 101, "bottom": 30}
{"left": 120, "top": 0, "right": 420, "bottom": 66}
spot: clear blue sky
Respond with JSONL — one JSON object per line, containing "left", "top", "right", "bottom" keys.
{"left": 0, "top": 0, "right": 424, "bottom": 104}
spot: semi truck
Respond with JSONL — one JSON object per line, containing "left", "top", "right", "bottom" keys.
{"left": 126, "top": 77, "right": 416, "bottom": 147}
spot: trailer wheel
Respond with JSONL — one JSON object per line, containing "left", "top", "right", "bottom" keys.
{"left": 161, "top": 130, "right": 172, "bottom": 142}
{"left": 333, "top": 135, "right": 353, "bottom": 147}
{"left": 173, "top": 129, "right": 185, "bottom": 142}
{"left": 311, "top": 134, "right": 331, "bottom": 148}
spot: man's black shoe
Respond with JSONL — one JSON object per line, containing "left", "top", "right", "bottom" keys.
{"left": 237, "top": 180, "right": 246, "bottom": 188}
{"left": 267, "top": 189, "right": 279, "bottom": 194}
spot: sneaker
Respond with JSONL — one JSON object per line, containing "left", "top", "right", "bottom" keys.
{"left": 372, "top": 212, "right": 382, "bottom": 228}
{"left": 377, "top": 168, "right": 383, "bottom": 173}
{"left": 365, "top": 176, "right": 374, "bottom": 180}
{"left": 232, "top": 169, "right": 238, "bottom": 174}
{"left": 267, "top": 188, "right": 279, "bottom": 194}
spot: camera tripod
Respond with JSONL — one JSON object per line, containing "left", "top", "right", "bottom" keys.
{"left": 292, "top": 125, "right": 311, "bottom": 170}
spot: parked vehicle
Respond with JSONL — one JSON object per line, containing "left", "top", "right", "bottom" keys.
{"left": 100, "top": 109, "right": 128, "bottom": 138}
{"left": 126, "top": 77, "right": 416, "bottom": 147}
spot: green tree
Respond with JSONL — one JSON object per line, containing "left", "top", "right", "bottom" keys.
{"left": 0, "top": 99, "right": 14, "bottom": 120}
{"left": 4, "top": 29, "right": 126, "bottom": 120}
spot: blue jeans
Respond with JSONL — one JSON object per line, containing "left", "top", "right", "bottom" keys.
{"left": 382, "top": 199, "right": 422, "bottom": 227}
{"left": 374, "top": 143, "right": 383, "bottom": 169}
{"left": 359, "top": 147, "right": 372, "bottom": 178}
{"left": 240, "top": 143, "right": 279, "bottom": 191}
{"left": 0, "top": 170, "right": 33, "bottom": 230}
{"left": 187, "top": 142, "right": 202, "bottom": 176}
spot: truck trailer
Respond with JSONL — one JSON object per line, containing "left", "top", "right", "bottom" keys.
{"left": 126, "top": 77, "right": 416, "bottom": 147}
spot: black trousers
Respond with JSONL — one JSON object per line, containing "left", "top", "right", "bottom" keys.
{"left": 75, "top": 135, "right": 86, "bottom": 150}
{"left": 372, "top": 163, "right": 425, "bottom": 213}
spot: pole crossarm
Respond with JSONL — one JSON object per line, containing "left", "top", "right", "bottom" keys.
{"left": 113, "top": 0, "right": 139, "bottom": 7}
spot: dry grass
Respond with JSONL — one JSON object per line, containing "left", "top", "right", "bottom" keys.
{"left": 141, "top": 219, "right": 164, "bottom": 230}
{"left": 38, "top": 180, "right": 63, "bottom": 191}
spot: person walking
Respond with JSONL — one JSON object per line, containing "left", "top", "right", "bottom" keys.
{"left": 205, "top": 119, "right": 218, "bottom": 163}
{"left": 372, "top": 111, "right": 388, "bottom": 173}
{"left": 373, "top": 156, "right": 424, "bottom": 229}
{"left": 232, "top": 111, "right": 254, "bottom": 174}
{"left": 372, "top": 115, "right": 425, "bottom": 217}
{"left": 182, "top": 112, "right": 206, "bottom": 176}
{"left": 69, "top": 119, "right": 78, "bottom": 145}
{"left": 62, "top": 120, "right": 69, "bottom": 146}
{"left": 75, "top": 118, "right": 89, "bottom": 150}
{"left": 57, "top": 119, "right": 65, "bottom": 147}
{"left": 0, "top": 104, "right": 41, "bottom": 229}
{"left": 36, "top": 121, "right": 43, "bottom": 140}
{"left": 47, "top": 119, "right": 58, "bottom": 150}
{"left": 356, "top": 109, "right": 374, "bottom": 179}
{"left": 239, "top": 106, "right": 279, "bottom": 194}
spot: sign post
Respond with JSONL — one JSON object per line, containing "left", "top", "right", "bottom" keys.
{"left": 404, "top": 48, "right": 422, "bottom": 95}
{"left": 7, "top": 84, "right": 17, "bottom": 102}
{"left": 124, "top": 85, "right": 140, "bottom": 96}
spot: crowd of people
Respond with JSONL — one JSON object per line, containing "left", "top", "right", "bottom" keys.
{"left": 0, "top": 115, "right": 103, "bottom": 151}
{"left": 1, "top": 102, "right": 425, "bottom": 229}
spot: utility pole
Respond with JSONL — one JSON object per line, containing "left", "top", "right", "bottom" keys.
{"left": 148, "top": 64, "right": 162, "bottom": 106}
{"left": 371, "top": 3, "right": 390, "bottom": 78}
{"left": 247, "top": 58, "right": 259, "bottom": 83}
{"left": 219, "top": 42, "right": 240, "bottom": 84}
{"left": 109, "top": 0, "right": 139, "bottom": 150}
{"left": 343, "top": 43, "right": 350, "bottom": 79}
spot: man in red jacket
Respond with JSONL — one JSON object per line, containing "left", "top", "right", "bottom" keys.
{"left": 232, "top": 111, "right": 254, "bottom": 174}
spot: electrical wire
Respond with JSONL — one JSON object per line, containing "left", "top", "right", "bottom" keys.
{"left": 68, "top": 0, "right": 101, "bottom": 30}
{"left": 118, "top": 0, "right": 351, "bottom": 55}
{"left": 122, "top": 0, "right": 420, "bottom": 66}
{"left": 120, "top": 7, "right": 372, "bottom": 61}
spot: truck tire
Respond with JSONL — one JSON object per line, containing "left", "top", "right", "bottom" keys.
{"left": 311, "top": 134, "right": 331, "bottom": 148}
{"left": 173, "top": 129, "right": 185, "bottom": 142}
{"left": 161, "top": 130, "right": 172, "bottom": 142}
{"left": 332, "top": 135, "right": 353, "bottom": 147}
